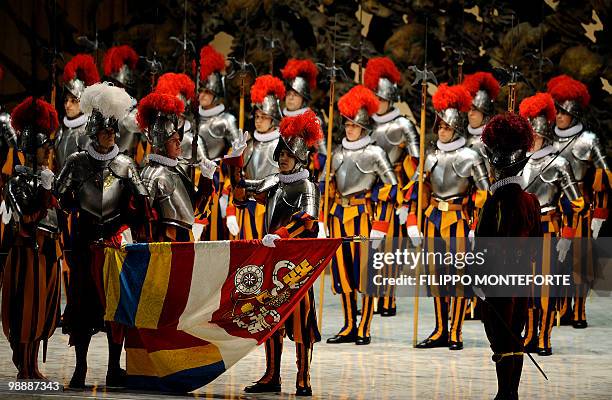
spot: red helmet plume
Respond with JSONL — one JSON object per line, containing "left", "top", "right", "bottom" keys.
{"left": 103, "top": 45, "right": 138, "bottom": 76}
{"left": 364, "top": 57, "right": 401, "bottom": 90}
{"left": 482, "top": 113, "right": 534, "bottom": 153}
{"left": 11, "top": 96, "right": 59, "bottom": 135}
{"left": 62, "top": 54, "right": 100, "bottom": 86}
{"left": 279, "top": 108, "right": 322, "bottom": 147}
{"left": 136, "top": 92, "right": 185, "bottom": 131}
{"left": 199, "top": 45, "right": 225, "bottom": 81}
{"left": 462, "top": 72, "right": 500, "bottom": 99}
{"left": 251, "top": 75, "right": 286, "bottom": 104}
{"left": 519, "top": 93, "right": 556, "bottom": 123}
{"left": 338, "top": 85, "right": 379, "bottom": 119}
{"left": 281, "top": 59, "right": 318, "bottom": 90}
{"left": 546, "top": 75, "right": 590, "bottom": 108}
{"left": 432, "top": 84, "right": 472, "bottom": 113}
{"left": 155, "top": 72, "right": 196, "bottom": 105}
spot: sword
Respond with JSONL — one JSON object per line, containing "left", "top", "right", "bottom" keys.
{"left": 408, "top": 16, "right": 437, "bottom": 347}
{"left": 472, "top": 286, "right": 549, "bottom": 381}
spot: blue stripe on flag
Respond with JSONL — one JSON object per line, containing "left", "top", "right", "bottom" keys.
{"left": 115, "top": 243, "right": 152, "bottom": 326}
{"left": 126, "top": 360, "right": 226, "bottom": 393}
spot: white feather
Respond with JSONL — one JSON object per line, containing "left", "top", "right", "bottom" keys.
{"left": 80, "top": 82, "right": 133, "bottom": 121}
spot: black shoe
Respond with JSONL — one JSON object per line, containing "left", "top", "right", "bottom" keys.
{"left": 559, "top": 313, "right": 572, "bottom": 326}
{"left": 68, "top": 366, "right": 87, "bottom": 389}
{"left": 572, "top": 320, "right": 587, "bottom": 329}
{"left": 449, "top": 341, "right": 463, "bottom": 350}
{"left": 296, "top": 386, "right": 312, "bottom": 396}
{"left": 537, "top": 347, "right": 552, "bottom": 356}
{"left": 415, "top": 335, "right": 448, "bottom": 349}
{"left": 380, "top": 308, "right": 396, "bottom": 317}
{"left": 105, "top": 368, "right": 127, "bottom": 387}
{"left": 524, "top": 341, "right": 538, "bottom": 354}
{"left": 327, "top": 333, "right": 357, "bottom": 344}
{"left": 244, "top": 382, "right": 281, "bottom": 393}
{"left": 355, "top": 336, "right": 371, "bottom": 345}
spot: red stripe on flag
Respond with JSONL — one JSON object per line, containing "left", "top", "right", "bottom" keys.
{"left": 158, "top": 242, "right": 196, "bottom": 328}
{"left": 126, "top": 327, "right": 211, "bottom": 353}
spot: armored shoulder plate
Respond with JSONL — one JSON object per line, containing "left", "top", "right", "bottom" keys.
{"left": 117, "top": 107, "right": 140, "bottom": 153}
{"left": 0, "top": 112, "right": 17, "bottom": 148}
{"left": 266, "top": 177, "right": 320, "bottom": 233}
{"left": 371, "top": 115, "right": 419, "bottom": 163}
{"left": 110, "top": 154, "right": 148, "bottom": 196}
{"left": 243, "top": 137, "right": 280, "bottom": 179}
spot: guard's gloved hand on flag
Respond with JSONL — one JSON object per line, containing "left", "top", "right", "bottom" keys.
{"left": 39, "top": 167, "right": 55, "bottom": 190}
{"left": 219, "top": 194, "right": 229, "bottom": 218}
{"left": 468, "top": 230, "right": 476, "bottom": 251}
{"left": 0, "top": 200, "right": 11, "bottom": 224}
{"left": 317, "top": 221, "right": 328, "bottom": 238}
{"left": 262, "top": 233, "right": 281, "bottom": 248}
{"left": 224, "top": 130, "right": 249, "bottom": 159}
{"left": 226, "top": 215, "right": 240, "bottom": 236}
{"left": 369, "top": 228, "right": 385, "bottom": 249}
{"left": 591, "top": 217, "right": 605, "bottom": 239}
{"left": 396, "top": 206, "right": 409, "bottom": 225}
{"left": 556, "top": 237, "right": 572, "bottom": 263}
{"left": 407, "top": 225, "right": 422, "bottom": 247}
{"left": 199, "top": 158, "right": 217, "bottom": 179}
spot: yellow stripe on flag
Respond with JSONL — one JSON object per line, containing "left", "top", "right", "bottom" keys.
{"left": 135, "top": 242, "right": 173, "bottom": 328}
{"left": 127, "top": 344, "right": 223, "bottom": 377}
{"left": 103, "top": 247, "right": 126, "bottom": 321}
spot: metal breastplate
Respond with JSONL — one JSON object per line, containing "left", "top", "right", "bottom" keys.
{"left": 371, "top": 116, "right": 419, "bottom": 164}
{"left": 117, "top": 108, "right": 139, "bottom": 154}
{"left": 553, "top": 130, "right": 609, "bottom": 182}
{"left": 522, "top": 156, "right": 561, "bottom": 212}
{"left": 180, "top": 126, "right": 207, "bottom": 162}
{"left": 244, "top": 138, "right": 279, "bottom": 179}
{"left": 55, "top": 122, "right": 89, "bottom": 168}
{"left": 427, "top": 147, "right": 481, "bottom": 199}
{"left": 265, "top": 177, "right": 320, "bottom": 233}
{"left": 198, "top": 112, "right": 239, "bottom": 160}
{"left": 332, "top": 144, "right": 397, "bottom": 197}
{"left": 466, "top": 136, "right": 491, "bottom": 175}
{"left": 141, "top": 163, "right": 195, "bottom": 229}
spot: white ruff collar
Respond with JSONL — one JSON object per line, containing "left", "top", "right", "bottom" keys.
{"left": 530, "top": 145, "right": 554, "bottom": 160}
{"left": 64, "top": 114, "right": 88, "bottom": 128}
{"left": 279, "top": 169, "right": 309, "bottom": 183}
{"left": 555, "top": 123, "right": 583, "bottom": 138}
{"left": 437, "top": 137, "right": 466, "bottom": 152}
{"left": 342, "top": 135, "right": 371, "bottom": 150}
{"left": 283, "top": 107, "right": 309, "bottom": 117}
{"left": 199, "top": 104, "right": 225, "bottom": 117}
{"left": 467, "top": 125, "right": 484, "bottom": 136}
{"left": 148, "top": 153, "right": 179, "bottom": 167}
{"left": 254, "top": 129, "right": 280, "bottom": 142}
{"left": 491, "top": 175, "right": 524, "bottom": 194}
{"left": 372, "top": 107, "right": 400, "bottom": 124}
{"left": 87, "top": 143, "right": 119, "bottom": 161}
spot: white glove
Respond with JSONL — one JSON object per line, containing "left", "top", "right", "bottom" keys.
{"left": 317, "top": 221, "right": 328, "bottom": 238}
{"left": 556, "top": 237, "right": 572, "bottom": 263}
{"left": 591, "top": 218, "right": 605, "bottom": 239}
{"left": 369, "top": 229, "right": 386, "bottom": 249}
{"left": 192, "top": 221, "right": 205, "bottom": 241}
{"left": 262, "top": 233, "right": 281, "bottom": 248}
{"left": 219, "top": 194, "right": 229, "bottom": 218}
{"left": 396, "top": 206, "right": 409, "bottom": 225}
{"left": 468, "top": 230, "right": 475, "bottom": 251}
{"left": 199, "top": 158, "right": 217, "bottom": 179}
{"left": 39, "top": 168, "right": 55, "bottom": 190}
{"left": 120, "top": 228, "right": 134, "bottom": 246}
{"left": 224, "top": 130, "right": 249, "bottom": 159}
{"left": 226, "top": 215, "right": 240, "bottom": 236}
{"left": 407, "top": 225, "right": 422, "bottom": 247}
{"left": 0, "top": 200, "right": 11, "bottom": 224}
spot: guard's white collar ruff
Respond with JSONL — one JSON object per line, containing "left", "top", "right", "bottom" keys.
{"left": 148, "top": 153, "right": 179, "bottom": 167}
{"left": 254, "top": 129, "right": 280, "bottom": 142}
{"left": 342, "top": 135, "right": 371, "bottom": 150}
{"left": 63, "top": 114, "right": 88, "bottom": 129}
{"left": 372, "top": 107, "right": 401, "bottom": 124}
{"left": 437, "top": 137, "right": 466, "bottom": 152}
{"left": 87, "top": 143, "right": 119, "bottom": 161}
{"left": 278, "top": 169, "right": 309, "bottom": 183}
{"left": 199, "top": 104, "right": 225, "bottom": 118}
{"left": 555, "top": 123, "right": 583, "bottom": 138}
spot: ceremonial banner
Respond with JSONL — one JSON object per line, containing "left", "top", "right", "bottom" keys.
{"left": 102, "top": 238, "right": 341, "bottom": 393}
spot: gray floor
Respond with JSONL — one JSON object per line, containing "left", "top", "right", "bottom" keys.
{"left": 0, "top": 278, "right": 611, "bottom": 399}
